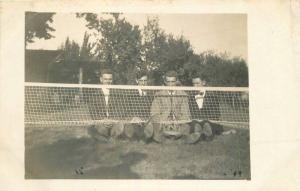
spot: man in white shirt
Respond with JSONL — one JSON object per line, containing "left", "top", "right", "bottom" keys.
{"left": 191, "top": 76, "right": 221, "bottom": 121}
{"left": 100, "top": 69, "right": 113, "bottom": 107}
{"left": 135, "top": 72, "right": 152, "bottom": 116}
{"left": 124, "top": 72, "right": 154, "bottom": 140}
{"left": 87, "top": 69, "right": 125, "bottom": 141}
{"left": 88, "top": 69, "right": 114, "bottom": 120}
{"left": 188, "top": 76, "right": 224, "bottom": 141}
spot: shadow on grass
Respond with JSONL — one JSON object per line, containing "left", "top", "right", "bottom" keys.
{"left": 85, "top": 151, "right": 146, "bottom": 179}
{"left": 25, "top": 137, "right": 147, "bottom": 179}
{"left": 25, "top": 127, "right": 250, "bottom": 179}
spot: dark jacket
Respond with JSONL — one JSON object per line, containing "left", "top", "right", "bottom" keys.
{"left": 125, "top": 89, "right": 154, "bottom": 120}
{"left": 85, "top": 88, "right": 127, "bottom": 120}
{"left": 188, "top": 90, "right": 221, "bottom": 121}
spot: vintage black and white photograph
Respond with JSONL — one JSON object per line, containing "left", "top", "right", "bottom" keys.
{"left": 25, "top": 12, "right": 250, "bottom": 179}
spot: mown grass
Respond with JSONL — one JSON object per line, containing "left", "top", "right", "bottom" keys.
{"left": 25, "top": 125, "right": 250, "bottom": 179}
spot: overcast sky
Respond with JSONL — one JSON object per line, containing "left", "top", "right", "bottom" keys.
{"left": 27, "top": 13, "right": 247, "bottom": 60}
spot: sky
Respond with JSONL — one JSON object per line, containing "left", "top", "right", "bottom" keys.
{"left": 27, "top": 13, "right": 247, "bottom": 60}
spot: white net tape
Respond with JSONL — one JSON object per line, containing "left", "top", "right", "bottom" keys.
{"left": 25, "top": 83, "right": 249, "bottom": 128}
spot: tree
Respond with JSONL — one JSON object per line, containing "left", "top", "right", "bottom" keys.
{"left": 163, "top": 34, "right": 194, "bottom": 85}
{"left": 79, "top": 32, "right": 99, "bottom": 84}
{"left": 141, "top": 17, "right": 169, "bottom": 85}
{"left": 48, "top": 32, "right": 95, "bottom": 83}
{"left": 79, "top": 13, "right": 143, "bottom": 84}
{"left": 184, "top": 51, "right": 248, "bottom": 87}
{"left": 48, "top": 37, "right": 80, "bottom": 83}
{"left": 77, "top": 13, "right": 248, "bottom": 86}
{"left": 25, "top": 12, "right": 55, "bottom": 45}
{"left": 141, "top": 18, "right": 195, "bottom": 85}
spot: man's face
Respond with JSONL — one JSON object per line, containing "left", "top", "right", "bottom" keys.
{"left": 137, "top": 76, "right": 148, "bottom": 86}
{"left": 192, "top": 78, "right": 206, "bottom": 87}
{"left": 165, "top": 76, "right": 177, "bottom": 86}
{"left": 100, "top": 74, "right": 113, "bottom": 85}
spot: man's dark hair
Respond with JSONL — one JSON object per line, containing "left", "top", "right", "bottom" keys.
{"left": 100, "top": 68, "right": 113, "bottom": 76}
{"left": 191, "top": 72, "right": 206, "bottom": 81}
{"left": 165, "top": 70, "right": 178, "bottom": 78}
{"left": 136, "top": 71, "right": 148, "bottom": 79}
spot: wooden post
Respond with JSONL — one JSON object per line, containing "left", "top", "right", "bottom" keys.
{"left": 79, "top": 67, "right": 83, "bottom": 84}
{"left": 77, "top": 66, "right": 83, "bottom": 105}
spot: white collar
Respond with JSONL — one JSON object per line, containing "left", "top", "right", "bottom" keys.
{"left": 168, "top": 91, "right": 175, "bottom": 95}
{"left": 102, "top": 88, "right": 110, "bottom": 96}
{"left": 138, "top": 89, "right": 146, "bottom": 96}
{"left": 102, "top": 88, "right": 110, "bottom": 106}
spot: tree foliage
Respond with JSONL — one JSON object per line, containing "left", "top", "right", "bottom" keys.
{"left": 143, "top": 17, "right": 167, "bottom": 68}
{"left": 141, "top": 18, "right": 194, "bottom": 85}
{"left": 70, "top": 13, "right": 249, "bottom": 86}
{"left": 78, "top": 13, "right": 143, "bottom": 84}
{"left": 184, "top": 52, "right": 248, "bottom": 86}
{"left": 48, "top": 32, "right": 96, "bottom": 83}
{"left": 25, "top": 12, "right": 55, "bottom": 44}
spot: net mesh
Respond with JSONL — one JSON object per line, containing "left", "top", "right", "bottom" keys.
{"left": 25, "top": 83, "right": 249, "bottom": 128}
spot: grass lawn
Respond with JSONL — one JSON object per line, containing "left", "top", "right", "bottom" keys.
{"left": 25, "top": 125, "right": 250, "bottom": 179}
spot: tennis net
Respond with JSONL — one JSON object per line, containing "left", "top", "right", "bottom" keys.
{"left": 25, "top": 82, "right": 249, "bottom": 128}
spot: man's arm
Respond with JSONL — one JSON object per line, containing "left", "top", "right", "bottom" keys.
{"left": 179, "top": 93, "right": 192, "bottom": 121}
{"left": 109, "top": 89, "right": 127, "bottom": 119}
{"left": 150, "top": 92, "right": 162, "bottom": 122}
